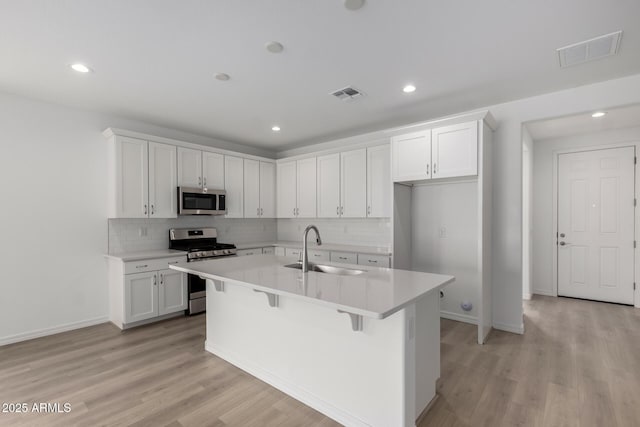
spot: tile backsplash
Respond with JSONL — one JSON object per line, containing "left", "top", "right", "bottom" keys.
{"left": 109, "top": 216, "right": 391, "bottom": 254}
{"left": 277, "top": 218, "right": 391, "bottom": 248}
{"left": 108, "top": 217, "right": 277, "bottom": 254}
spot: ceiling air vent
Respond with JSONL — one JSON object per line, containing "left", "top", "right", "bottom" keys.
{"left": 330, "top": 86, "right": 365, "bottom": 101}
{"left": 557, "top": 31, "right": 622, "bottom": 68}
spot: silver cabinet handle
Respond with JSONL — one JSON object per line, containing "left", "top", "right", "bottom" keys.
{"left": 367, "top": 206, "right": 371, "bottom": 215}
{"left": 136, "top": 264, "right": 148, "bottom": 269}
{"left": 203, "top": 177, "right": 207, "bottom": 187}
{"left": 160, "top": 273, "right": 164, "bottom": 284}
{"left": 168, "top": 261, "right": 179, "bottom": 265}
{"left": 339, "top": 256, "right": 347, "bottom": 260}
{"left": 341, "top": 206, "right": 344, "bottom": 215}
{"left": 426, "top": 164, "right": 429, "bottom": 175}
{"left": 336, "top": 206, "right": 339, "bottom": 216}
{"left": 433, "top": 163, "right": 437, "bottom": 174}
{"left": 560, "top": 233, "right": 565, "bottom": 237}
{"left": 297, "top": 207, "right": 300, "bottom": 215}
{"left": 314, "top": 254, "right": 321, "bottom": 257}
{"left": 368, "top": 260, "right": 378, "bottom": 263}
{"left": 559, "top": 241, "right": 571, "bottom": 246}
{"left": 144, "top": 204, "right": 147, "bottom": 215}
{"left": 198, "top": 176, "right": 202, "bottom": 187}
{"left": 151, "top": 205, "right": 155, "bottom": 215}
{"left": 153, "top": 274, "right": 157, "bottom": 286}
{"left": 261, "top": 208, "right": 263, "bottom": 216}
{"left": 293, "top": 208, "right": 296, "bottom": 216}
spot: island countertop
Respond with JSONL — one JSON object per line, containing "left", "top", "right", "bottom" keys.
{"left": 170, "top": 254, "right": 453, "bottom": 319}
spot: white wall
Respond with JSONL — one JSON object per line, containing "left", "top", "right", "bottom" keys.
{"left": 522, "top": 128, "right": 533, "bottom": 300}
{"left": 531, "top": 125, "right": 640, "bottom": 297}
{"left": 0, "top": 91, "right": 276, "bottom": 345}
{"left": 410, "top": 182, "right": 479, "bottom": 322}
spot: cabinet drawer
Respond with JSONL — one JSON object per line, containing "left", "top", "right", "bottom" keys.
{"left": 308, "top": 250, "right": 330, "bottom": 262}
{"left": 237, "top": 248, "right": 263, "bottom": 256}
{"left": 285, "top": 248, "right": 302, "bottom": 258}
{"left": 357, "top": 254, "right": 390, "bottom": 268}
{"left": 124, "top": 257, "right": 186, "bottom": 275}
{"left": 275, "top": 247, "right": 286, "bottom": 256}
{"left": 262, "top": 246, "right": 275, "bottom": 255}
{"left": 330, "top": 252, "right": 357, "bottom": 264}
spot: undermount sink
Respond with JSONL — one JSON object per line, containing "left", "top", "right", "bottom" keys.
{"left": 285, "top": 262, "right": 365, "bottom": 276}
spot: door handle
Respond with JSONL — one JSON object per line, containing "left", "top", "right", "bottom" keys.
{"left": 257, "top": 207, "right": 260, "bottom": 216}
{"left": 559, "top": 241, "right": 571, "bottom": 246}
{"left": 198, "top": 177, "right": 202, "bottom": 187}
{"left": 160, "top": 273, "right": 164, "bottom": 284}
{"left": 144, "top": 204, "right": 148, "bottom": 215}
{"left": 203, "top": 177, "right": 207, "bottom": 187}
{"left": 151, "top": 204, "right": 155, "bottom": 215}
{"left": 433, "top": 163, "right": 437, "bottom": 174}
{"left": 426, "top": 164, "right": 429, "bottom": 175}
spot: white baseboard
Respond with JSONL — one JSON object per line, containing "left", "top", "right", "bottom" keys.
{"left": 523, "top": 293, "right": 533, "bottom": 300}
{"left": 205, "top": 341, "right": 369, "bottom": 427}
{"left": 0, "top": 316, "right": 109, "bottom": 347}
{"left": 440, "top": 310, "right": 477, "bottom": 325}
{"left": 532, "top": 289, "right": 556, "bottom": 297}
{"left": 493, "top": 321, "right": 524, "bottom": 334}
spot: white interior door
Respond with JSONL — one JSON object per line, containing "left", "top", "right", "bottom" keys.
{"left": 558, "top": 147, "right": 635, "bottom": 305}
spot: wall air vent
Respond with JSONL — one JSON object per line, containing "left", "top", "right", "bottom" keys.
{"left": 330, "top": 86, "right": 365, "bottom": 101}
{"left": 557, "top": 31, "right": 622, "bottom": 68}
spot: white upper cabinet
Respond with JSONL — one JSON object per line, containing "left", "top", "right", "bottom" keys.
{"left": 224, "top": 155, "right": 244, "bottom": 218}
{"left": 317, "top": 154, "right": 341, "bottom": 218}
{"left": 178, "top": 148, "right": 225, "bottom": 190}
{"left": 277, "top": 161, "right": 297, "bottom": 218}
{"left": 202, "top": 151, "right": 225, "bottom": 189}
{"left": 340, "top": 149, "right": 367, "bottom": 217}
{"left": 177, "top": 147, "right": 203, "bottom": 188}
{"left": 391, "top": 130, "right": 431, "bottom": 182}
{"left": 259, "top": 162, "right": 276, "bottom": 218}
{"left": 367, "top": 145, "right": 391, "bottom": 218}
{"left": 244, "top": 159, "right": 260, "bottom": 218}
{"left": 277, "top": 158, "right": 317, "bottom": 218}
{"left": 296, "top": 157, "right": 317, "bottom": 218}
{"left": 148, "top": 142, "right": 177, "bottom": 218}
{"left": 391, "top": 121, "right": 479, "bottom": 183}
{"left": 431, "top": 121, "right": 478, "bottom": 179}
{"left": 113, "top": 136, "right": 149, "bottom": 218}
{"left": 108, "top": 135, "right": 176, "bottom": 219}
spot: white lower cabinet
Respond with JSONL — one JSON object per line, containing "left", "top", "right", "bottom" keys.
{"left": 108, "top": 256, "right": 187, "bottom": 329}
{"left": 285, "top": 248, "right": 302, "bottom": 258}
{"left": 357, "top": 254, "right": 391, "bottom": 268}
{"left": 275, "top": 247, "right": 286, "bottom": 256}
{"left": 124, "top": 271, "right": 158, "bottom": 323}
{"left": 262, "top": 246, "right": 275, "bottom": 255}
{"left": 237, "top": 248, "right": 263, "bottom": 256}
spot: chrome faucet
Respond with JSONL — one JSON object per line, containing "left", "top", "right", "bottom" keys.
{"left": 302, "top": 225, "right": 322, "bottom": 273}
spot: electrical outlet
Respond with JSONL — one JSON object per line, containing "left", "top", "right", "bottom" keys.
{"left": 439, "top": 226, "right": 447, "bottom": 238}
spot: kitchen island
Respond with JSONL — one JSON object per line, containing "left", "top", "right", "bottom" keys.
{"left": 170, "top": 255, "right": 453, "bottom": 427}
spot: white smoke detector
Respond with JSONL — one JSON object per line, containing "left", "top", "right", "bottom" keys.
{"left": 557, "top": 31, "right": 622, "bottom": 68}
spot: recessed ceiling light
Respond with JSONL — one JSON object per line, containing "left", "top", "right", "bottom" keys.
{"left": 265, "top": 41, "right": 284, "bottom": 54}
{"left": 591, "top": 111, "right": 607, "bottom": 118}
{"left": 403, "top": 84, "right": 416, "bottom": 93}
{"left": 344, "top": 0, "right": 365, "bottom": 11}
{"left": 215, "top": 73, "right": 230, "bottom": 81}
{"left": 70, "top": 63, "right": 92, "bottom": 73}
{"left": 271, "top": 126, "right": 281, "bottom": 132}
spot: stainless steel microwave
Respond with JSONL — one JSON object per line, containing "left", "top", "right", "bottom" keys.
{"left": 178, "top": 187, "right": 226, "bottom": 215}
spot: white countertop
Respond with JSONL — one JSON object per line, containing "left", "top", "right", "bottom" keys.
{"left": 104, "top": 249, "right": 188, "bottom": 262}
{"left": 235, "top": 241, "right": 392, "bottom": 256}
{"left": 170, "top": 255, "right": 453, "bottom": 319}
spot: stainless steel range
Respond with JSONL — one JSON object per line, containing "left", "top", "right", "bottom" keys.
{"left": 169, "top": 228, "right": 236, "bottom": 314}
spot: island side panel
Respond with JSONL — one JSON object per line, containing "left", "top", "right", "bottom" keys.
{"left": 204, "top": 280, "right": 413, "bottom": 427}
{"left": 414, "top": 291, "right": 440, "bottom": 418}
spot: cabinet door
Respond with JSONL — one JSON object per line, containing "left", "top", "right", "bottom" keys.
{"left": 202, "top": 152, "right": 225, "bottom": 189}
{"left": 367, "top": 145, "right": 391, "bottom": 218}
{"left": 244, "top": 159, "right": 260, "bottom": 218}
{"left": 317, "top": 154, "right": 341, "bottom": 218}
{"left": 116, "top": 136, "right": 149, "bottom": 218}
{"left": 260, "top": 162, "right": 276, "bottom": 218}
{"left": 177, "top": 147, "right": 203, "bottom": 188}
{"left": 224, "top": 155, "right": 244, "bottom": 218}
{"left": 341, "top": 149, "right": 367, "bottom": 217}
{"left": 124, "top": 271, "right": 158, "bottom": 323}
{"left": 277, "top": 161, "right": 297, "bottom": 218}
{"left": 262, "top": 246, "right": 275, "bottom": 255}
{"left": 431, "top": 121, "right": 478, "bottom": 178}
{"left": 297, "top": 158, "right": 317, "bottom": 218}
{"left": 148, "top": 142, "right": 177, "bottom": 218}
{"left": 158, "top": 269, "right": 187, "bottom": 316}
{"left": 391, "top": 131, "right": 431, "bottom": 182}
{"left": 237, "top": 248, "right": 262, "bottom": 256}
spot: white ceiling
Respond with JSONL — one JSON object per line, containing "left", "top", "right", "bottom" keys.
{"left": 1, "top": 1, "right": 639, "bottom": 151}
{"left": 526, "top": 103, "right": 640, "bottom": 140}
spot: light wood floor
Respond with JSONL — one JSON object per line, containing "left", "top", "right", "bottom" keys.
{"left": 0, "top": 295, "right": 638, "bottom": 426}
